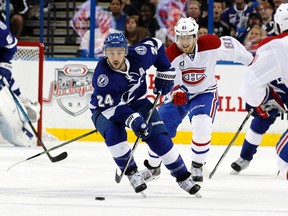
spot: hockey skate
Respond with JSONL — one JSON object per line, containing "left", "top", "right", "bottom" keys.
{"left": 127, "top": 169, "right": 147, "bottom": 196}
{"left": 178, "top": 175, "right": 201, "bottom": 198}
{"left": 191, "top": 161, "right": 203, "bottom": 182}
{"left": 139, "top": 159, "right": 161, "bottom": 182}
{"left": 230, "top": 157, "right": 250, "bottom": 175}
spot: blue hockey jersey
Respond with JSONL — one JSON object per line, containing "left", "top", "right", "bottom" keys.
{"left": 90, "top": 37, "right": 174, "bottom": 123}
{"left": 0, "top": 21, "right": 17, "bottom": 63}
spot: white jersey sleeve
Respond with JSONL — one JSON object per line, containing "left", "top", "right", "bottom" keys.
{"left": 241, "top": 40, "right": 284, "bottom": 107}
{"left": 218, "top": 36, "right": 253, "bottom": 65}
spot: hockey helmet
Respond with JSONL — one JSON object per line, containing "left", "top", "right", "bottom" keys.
{"left": 274, "top": 3, "right": 288, "bottom": 33}
{"left": 104, "top": 33, "right": 128, "bottom": 55}
{"left": 174, "top": 17, "right": 199, "bottom": 37}
{"left": 174, "top": 17, "right": 198, "bottom": 53}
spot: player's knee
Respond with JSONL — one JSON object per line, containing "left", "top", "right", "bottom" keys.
{"left": 191, "top": 114, "right": 212, "bottom": 142}
{"left": 108, "top": 141, "right": 130, "bottom": 158}
{"left": 250, "top": 116, "right": 274, "bottom": 134}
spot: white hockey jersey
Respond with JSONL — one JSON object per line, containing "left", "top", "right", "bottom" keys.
{"left": 166, "top": 34, "right": 253, "bottom": 95}
{"left": 241, "top": 32, "right": 288, "bottom": 107}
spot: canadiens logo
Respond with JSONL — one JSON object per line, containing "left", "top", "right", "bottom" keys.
{"left": 182, "top": 67, "right": 206, "bottom": 85}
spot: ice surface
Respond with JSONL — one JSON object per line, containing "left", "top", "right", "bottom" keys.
{"left": 0, "top": 141, "right": 287, "bottom": 216}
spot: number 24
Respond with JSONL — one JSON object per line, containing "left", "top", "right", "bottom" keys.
{"left": 97, "top": 94, "right": 114, "bottom": 107}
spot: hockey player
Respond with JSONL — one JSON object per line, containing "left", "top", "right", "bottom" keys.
{"left": 0, "top": 20, "right": 40, "bottom": 147}
{"left": 142, "top": 17, "right": 254, "bottom": 182}
{"left": 231, "top": 3, "right": 288, "bottom": 179}
{"left": 231, "top": 80, "right": 288, "bottom": 174}
{"left": 89, "top": 33, "right": 201, "bottom": 195}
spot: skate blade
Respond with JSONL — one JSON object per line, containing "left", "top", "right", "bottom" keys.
{"left": 194, "top": 192, "right": 202, "bottom": 198}
{"left": 230, "top": 170, "right": 240, "bottom": 175}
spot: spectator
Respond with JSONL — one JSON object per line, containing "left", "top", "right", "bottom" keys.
{"left": 130, "top": 0, "right": 143, "bottom": 11}
{"left": 244, "top": 24, "right": 267, "bottom": 55}
{"left": 258, "top": 2, "right": 276, "bottom": 36}
{"left": 109, "top": 0, "right": 127, "bottom": 32}
{"left": 235, "top": 12, "right": 262, "bottom": 44}
{"left": 0, "top": 0, "right": 30, "bottom": 39}
{"left": 124, "top": 16, "right": 150, "bottom": 45}
{"left": 186, "top": 0, "right": 202, "bottom": 23}
{"left": 200, "top": 0, "right": 233, "bottom": 37}
{"left": 122, "top": 0, "right": 139, "bottom": 17}
{"left": 138, "top": 2, "right": 160, "bottom": 37}
{"left": 198, "top": 26, "right": 208, "bottom": 36}
{"left": 221, "top": 0, "right": 259, "bottom": 42}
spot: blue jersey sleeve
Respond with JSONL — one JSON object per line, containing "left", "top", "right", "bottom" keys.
{"left": 0, "top": 21, "right": 17, "bottom": 63}
{"left": 135, "top": 37, "right": 174, "bottom": 73}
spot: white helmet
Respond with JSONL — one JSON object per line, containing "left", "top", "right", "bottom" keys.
{"left": 174, "top": 17, "right": 199, "bottom": 36}
{"left": 274, "top": 3, "right": 288, "bottom": 33}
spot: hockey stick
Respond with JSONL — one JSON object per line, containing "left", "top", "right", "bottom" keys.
{"left": 209, "top": 108, "right": 254, "bottom": 179}
{"left": 115, "top": 92, "right": 162, "bottom": 183}
{"left": 6, "top": 129, "right": 97, "bottom": 171}
{"left": 3, "top": 79, "right": 68, "bottom": 163}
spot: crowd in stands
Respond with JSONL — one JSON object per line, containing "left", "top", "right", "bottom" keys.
{"left": 74, "top": 0, "right": 287, "bottom": 58}
{"left": 0, "top": 0, "right": 51, "bottom": 40}
{"left": 3, "top": 0, "right": 282, "bottom": 57}
{"left": 3, "top": 0, "right": 281, "bottom": 57}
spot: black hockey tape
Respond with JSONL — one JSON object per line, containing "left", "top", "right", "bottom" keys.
{"left": 95, "top": 196, "right": 105, "bottom": 201}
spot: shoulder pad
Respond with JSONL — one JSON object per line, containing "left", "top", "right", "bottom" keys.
{"left": 197, "top": 35, "right": 221, "bottom": 52}
{"left": 166, "top": 42, "right": 183, "bottom": 62}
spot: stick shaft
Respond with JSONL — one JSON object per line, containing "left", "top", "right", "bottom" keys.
{"left": 115, "top": 92, "right": 162, "bottom": 183}
{"left": 3, "top": 79, "right": 67, "bottom": 162}
{"left": 209, "top": 109, "right": 253, "bottom": 179}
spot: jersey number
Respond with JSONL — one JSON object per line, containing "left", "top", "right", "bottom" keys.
{"left": 97, "top": 94, "right": 114, "bottom": 107}
{"left": 222, "top": 38, "right": 234, "bottom": 49}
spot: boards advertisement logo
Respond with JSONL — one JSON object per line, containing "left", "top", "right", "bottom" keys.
{"left": 43, "top": 64, "right": 94, "bottom": 116}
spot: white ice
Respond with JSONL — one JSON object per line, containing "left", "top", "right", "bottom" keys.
{"left": 0, "top": 141, "right": 287, "bottom": 216}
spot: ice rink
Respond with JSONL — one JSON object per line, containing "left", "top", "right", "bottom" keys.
{"left": 0, "top": 140, "right": 287, "bottom": 216}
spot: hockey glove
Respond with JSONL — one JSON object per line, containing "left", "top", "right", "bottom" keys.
{"left": 169, "top": 85, "right": 189, "bottom": 106}
{"left": 247, "top": 86, "right": 286, "bottom": 119}
{"left": 125, "top": 113, "right": 150, "bottom": 137}
{"left": 153, "top": 70, "right": 176, "bottom": 95}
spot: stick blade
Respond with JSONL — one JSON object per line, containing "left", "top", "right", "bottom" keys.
{"left": 51, "top": 152, "right": 68, "bottom": 162}
{"left": 209, "top": 171, "right": 215, "bottom": 179}
{"left": 115, "top": 169, "right": 123, "bottom": 183}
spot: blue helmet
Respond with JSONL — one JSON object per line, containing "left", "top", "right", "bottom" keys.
{"left": 104, "top": 33, "right": 128, "bottom": 55}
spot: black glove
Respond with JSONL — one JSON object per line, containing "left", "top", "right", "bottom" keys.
{"left": 125, "top": 113, "right": 150, "bottom": 137}
{"left": 153, "top": 77, "right": 174, "bottom": 96}
{"left": 153, "top": 70, "right": 176, "bottom": 95}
